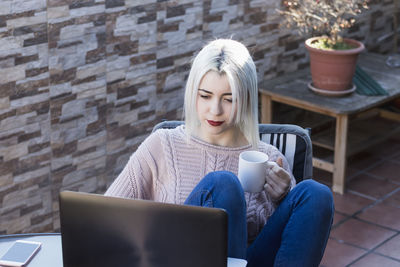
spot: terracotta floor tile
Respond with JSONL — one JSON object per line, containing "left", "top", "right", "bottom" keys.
{"left": 333, "top": 191, "right": 374, "bottom": 215}
{"left": 357, "top": 203, "right": 400, "bottom": 231}
{"left": 346, "top": 167, "right": 361, "bottom": 181}
{"left": 366, "top": 137, "right": 400, "bottom": 159}
{"left": 313, "top": 167, "right": 358, "bottom": 186}
{"left": 349, "top": 253, "right": 400, "bottom": 267}
{"left": 312, "top": 119, "right": 400, "bottom": 266}
{"left": 320, "top": 238, "right": 366, "bottom": 267}
{"left": 346, "top": 174, "right": 398, "bottom": 199}
{"left": 333, "top": 212, "right": 347, "bottom": 226}
{"left": 347, "top": 151, "right": 383, "bottom": 171}
{"left": 382, "top": 190, "right": 400, "bottom": 208}
{"left": 375, "top": 234, "right": 400, "bottom": 261}
{"left": 367, "top": 161, "right": 400, "bottom": 183}
{"left": 330, "top": 218, "right": 396, "bottom": 250}
{"left": 309, "top": 123, "right": 399, "bottom": 266}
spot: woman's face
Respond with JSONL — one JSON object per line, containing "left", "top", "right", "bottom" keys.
{"left": 196, "top": 71, "right": 241, "bottom": 146}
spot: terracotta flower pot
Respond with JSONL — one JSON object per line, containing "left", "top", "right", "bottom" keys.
{"left": 305, "top": 37, "right": 365, "bottom": 91}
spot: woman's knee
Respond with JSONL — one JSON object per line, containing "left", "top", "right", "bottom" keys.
{"left": 203, "top": 171, "right": 241, "bottom": 189}
{"left": 295, "top": 180, "right": 334, "bottom": 213}
{"left": 202, "top": 171, "right": 245, "bottom": 200}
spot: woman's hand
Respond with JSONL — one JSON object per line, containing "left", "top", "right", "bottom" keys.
{"left": 264, "top": 157, "right": 291, "bottom": 202}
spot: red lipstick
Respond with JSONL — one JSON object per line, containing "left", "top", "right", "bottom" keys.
{"left": 207, "top": 120, "right": 224, "bottom": 126}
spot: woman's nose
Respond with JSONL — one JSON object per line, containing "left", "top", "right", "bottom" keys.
{"left": 210, "top": 100, "right": 222, "bottom": 115}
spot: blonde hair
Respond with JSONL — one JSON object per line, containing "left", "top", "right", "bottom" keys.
{"left": 184, "top": 39, "right": 259, "bottom": 148}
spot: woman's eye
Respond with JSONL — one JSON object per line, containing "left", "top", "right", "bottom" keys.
{"left": 225, "top": 98, "right": 233, "bottom": 103}
{"left": 200, "top": 94, "right": 210, "bottom": 99}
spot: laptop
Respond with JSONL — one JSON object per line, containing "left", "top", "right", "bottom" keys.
{"left": 59, "top": 191, "right": 247, "bottom": 267}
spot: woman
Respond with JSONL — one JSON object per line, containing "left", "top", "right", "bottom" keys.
{"left": 106, "top": 39, "right": 334, "bottom": 267}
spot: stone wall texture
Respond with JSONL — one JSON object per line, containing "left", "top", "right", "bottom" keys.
{"left": 0, "top": 0, "right": 397, "bottom": 234}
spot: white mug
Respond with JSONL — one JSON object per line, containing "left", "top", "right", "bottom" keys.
{"left": 238, "top": 151, "right": 271, "bottom": 193}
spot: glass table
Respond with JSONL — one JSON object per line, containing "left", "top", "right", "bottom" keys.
{"left": 0, "top": 233, "right": 62, "bottom": 267}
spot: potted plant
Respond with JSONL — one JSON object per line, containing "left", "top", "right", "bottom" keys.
{"left": 278, "top": 0, "right": 369, "bottom": 94}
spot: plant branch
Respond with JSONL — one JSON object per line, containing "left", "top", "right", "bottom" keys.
{"left": 277, "top": 0, "right": 369, "bottom": 44}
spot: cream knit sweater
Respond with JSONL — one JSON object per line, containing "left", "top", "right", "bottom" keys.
{"left": 105, "top": 125, "right": 296, "bottom": 243}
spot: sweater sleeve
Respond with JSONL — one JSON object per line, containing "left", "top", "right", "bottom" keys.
{"left": 104, "top": 131, "right": 163, "bottom": 200}
{"left": 262, "top": 143, "right": 297, "bottom": 190}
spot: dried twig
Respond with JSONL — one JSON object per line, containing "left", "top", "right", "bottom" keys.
{"left": 277, "top": 0, "right": 369, "bottom": 44}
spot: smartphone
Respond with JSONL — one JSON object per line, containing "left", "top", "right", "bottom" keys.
{"left": 0, "top": 240, "right": 41, "bottom": 267}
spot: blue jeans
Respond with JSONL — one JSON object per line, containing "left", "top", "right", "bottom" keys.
{"left": 184, "top": 171, "right": 334, "bottom": 267}
{"left": 184, "top": 171, "right": 247, "bottom": 259}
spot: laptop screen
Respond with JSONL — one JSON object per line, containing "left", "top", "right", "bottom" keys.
{"left": 59, "top": 191, "right": 228, "bottom": 267}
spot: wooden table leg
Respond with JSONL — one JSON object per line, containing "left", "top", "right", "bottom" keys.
{"left": 261, "top": 94, "right": 272, "bottom": 124}
{"left": 332, "top": 114, "right": 349, "bottom": 194}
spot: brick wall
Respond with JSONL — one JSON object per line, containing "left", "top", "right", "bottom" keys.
{"left": 0, "top": 0, "right": 396, "bottom": 234}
